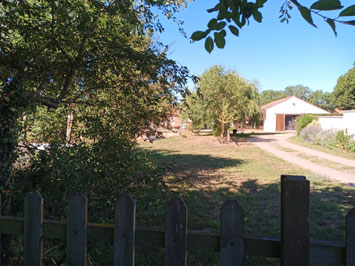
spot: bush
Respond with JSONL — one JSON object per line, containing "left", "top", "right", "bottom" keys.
{"left": 295, "top": 115, "right": 314, "bottom": 135}
{"left": 10, "top": 137, "right": 170, "bottom": 265}
{"left": 300, "top": 124, "right": 337, "bottom": 147}
{"left": 330, "top": 130, "right": 355, "bottom": 151}
{"left": 300, "top": 126, "right": 355, "bottom": 153}
{"left": 300, "top": 124, "right": 323, "bottom": 143}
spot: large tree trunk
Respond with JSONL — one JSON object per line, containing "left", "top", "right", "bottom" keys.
{"left": 227, "top": 127, "right": 230, "bottom": 143}
{"left": 220, "top": 122, "right": 224, "bottom": 142}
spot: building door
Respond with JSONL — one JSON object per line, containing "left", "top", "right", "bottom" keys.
{"left": 276, "top": 114, "right": 285, "bottom": 131}
{"left": 285, "top": 115, "right": 298, "bottom": 130}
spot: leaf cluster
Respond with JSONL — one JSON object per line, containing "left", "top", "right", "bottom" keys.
{"left": 190, "top": 0, "right": 355, "bottom": 52}
{"left": 191, "top": 0, "right": 267, "bottom": 53}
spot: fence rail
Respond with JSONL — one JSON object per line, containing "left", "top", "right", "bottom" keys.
{"left": 0, "top": 175, "right": 354, "bottom": 265}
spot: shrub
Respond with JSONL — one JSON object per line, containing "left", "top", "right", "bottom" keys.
{"left": 300, "top": 124, "right": 323, "bottom": 143}
{"left": 330, "top": 130, "right": 355, "bottom": 151}
{"left": 318, "top": 129, "right": 337, "bottom": 147}
{"left": 295, "top": 114, "right": 314, "bottom": 135}
{"left": 300, "top": 125, "right": 337, "bottom": 147}
{"left": 10, "top": 138, "right": 170, "bottom": 265}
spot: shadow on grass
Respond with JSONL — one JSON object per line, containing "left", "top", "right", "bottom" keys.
{"left": 145, "top": 148, "right": 244, "bottom": 175}
{"left": 135, "top": 175, "right": 354, "bottom": 266}
{"left": 138, "top": 147, "right": 355, "bottom": 265}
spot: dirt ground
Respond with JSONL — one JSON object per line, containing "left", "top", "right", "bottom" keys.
{"left": 251, "top": 133, "right": 355, "bottom": 186}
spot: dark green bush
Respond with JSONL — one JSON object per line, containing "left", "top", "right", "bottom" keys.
{"left": 295, "top": 115, "right": 314, "bottom": 135}
{"left": 10, "top": 137, "right": 170, "bottom": 265}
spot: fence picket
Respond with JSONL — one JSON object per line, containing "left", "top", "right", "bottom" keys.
{"left": 164, "top": 197, "right": 187, "bottom": 266}
{"left": 220, "top": 200, "right": 244, "bottom": 266}
{"left": 346, "top": 208, "right": 355, "bottom": 266}
{"left": 113, "top": 195, "right": 136, "bottom": 266}
{"left": 24, "top": 190, "right": 43, "bottom": 266}
{"left": 67, "top": 193, "right": 87, "bottom": 266}
{"left": 281, "top": 175, "right": 310, "bottom": 266}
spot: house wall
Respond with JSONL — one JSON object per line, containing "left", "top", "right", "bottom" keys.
{"left": 319, "top": 111, "right": 355, "bottom": 135}
{"left": 343, "top": 111, "right": 355, "bottom": 135}
{"left": 264, "top": 97, "right": 329, "bottom": 132}
{"left": 318, "top": 116, "right": 344, "bottom": 131}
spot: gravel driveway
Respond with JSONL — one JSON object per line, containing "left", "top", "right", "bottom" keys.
{"left": 251, "top": 133, "right": 355, "bottom": 186}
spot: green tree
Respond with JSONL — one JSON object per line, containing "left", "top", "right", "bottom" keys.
{"left": 284, "top": 85, "right": 312, "bottom": 100}
{"left": 333, "top": 66, "right": 355, "bottom": 109}
{"left": 0, "top": 0, "right": 189, "bottom": 182}
{"left": 308, "top": 90, "right": 334, "bottom": 111}
{"left": 187, "top": 65, "right": 260, "bottom": 139}
{"left": 259, "top": 90, "right": 286, "bottom": 106}
{"left": 0, "top": 1, "right": 190, "bottom": 262}
{"left": 192, "top": 0, "right": 355, "bottom": 52}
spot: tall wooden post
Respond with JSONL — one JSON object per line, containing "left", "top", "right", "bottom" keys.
{"left": 164, "top": 197, "right": 187, "bottom": 266}
{"left": 220, "top": 200, "right": 244, "bottom": 266}
{"left": 281, "top": 175, "right": 310, "bottom": 266}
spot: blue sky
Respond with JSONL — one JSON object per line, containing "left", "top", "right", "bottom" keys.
{"left": 156, "top": 0, "right": 355, "bottom": 93}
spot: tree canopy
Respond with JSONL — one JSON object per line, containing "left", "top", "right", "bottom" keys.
{"left": 259, "top": 85, "right": 334, "bottom": 111}
{"left": 333, "top": 66, "right": 355, "bottom": 109}
{"left": 191, "top": 0, "right": 355, "bottom": 52}
{"left": 184, "top": 65, "right": 260, "bottom": 138}
{"left": 259, "top": 90, "right": 286, "bottom": 107}
{"left": 0, "top": 0, "right": 191, "bottom": 221}
{"left": 284, "top": 85, "right": 312, "bottom": 100}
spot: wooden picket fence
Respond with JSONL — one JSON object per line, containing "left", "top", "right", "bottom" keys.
{"left": 0, "top": 175, "right": 355, "bottom": 265}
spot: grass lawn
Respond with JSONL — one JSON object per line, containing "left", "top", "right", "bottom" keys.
{"left": 287, "top": 135, "right": 355, "bottom": 160}
{"left": 139, "top": 135, "right": 355, "bottom": 265}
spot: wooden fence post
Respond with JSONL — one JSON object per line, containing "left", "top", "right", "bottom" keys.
{"left": 24, "top": 190, "right": 43, "bottom": 266}
{"left": 113, "top": 195, "right": 136, "bottom": 266}
{"left": 346, "top": 208, "right": 355, "bottom": 266}
{"left": 164, "top": 197, "right": 187, "bottom": 266}
{"left": 220, "top": 200, "right": 244, "bottom": 266}
{"left": 67, "top": 193, "right": 87, "bottom": 266}
{"left": 281, "top": 175, "right": 310, "bottom": 266}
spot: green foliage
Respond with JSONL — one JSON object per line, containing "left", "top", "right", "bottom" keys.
{"left": 259, "top": 87, "right": 334, "bottom": 111}
{"left": 190, "top": 0, "right": 355, "bottom": 52}
{"left": 295, "top": 114, "right": 314, "bottom": 135}
{"left": 184, "top": 65, "right": 260, "bottom": 138}
{"left": 0, "top": 0, "right": 191, "bottom": 193}
{"left": 308, "top": 90, "right": 334, "bottom": 111}
{"left": 10, "top": 138, "right": 169, "bottom": 264}
{"left": 333, "top": 66, "right": 355, "bottom": 109}
{"left": 301, "top": 126, "right": 355, "bottom": 153}
{"left": 259, "top": 90, "right": 286, "bottom": 106}
{"left": 300, "top": 124, "right": 337, "bottom": 147}
{"left": 284, "top": 85, "right": 312, "bottom": 100}
{"left": 331, "top": 130, "right": 355, "bottom": 151}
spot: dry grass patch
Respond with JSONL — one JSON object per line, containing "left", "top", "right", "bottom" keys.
{"left": 139, "top": 135, "right": 355, "bottom": 266}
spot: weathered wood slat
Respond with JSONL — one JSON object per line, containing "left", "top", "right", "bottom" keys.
{"left": 164, "top": 197, "right": 187, "bottom": 266}
{"left": 281, "top": 175, "right": 310, "bottom": 266}
{"left": 24, "top": 190, "right": 43, "bottom": 266}
{"left": 0, "top": 216, "right": 348, "bottom": 264}
{"left": 310, "top": 240, "right": 346, "bottom": 265}
{"left": 220, "top": 200, "right": 244, "bottom": 266}
{"left": 114, "top": 195, "right": 136, "bottom": 266}
{"left": 346, "top": 208, "right": 355, "bottom": 266}
{"left": 67, "top": 193, "right": 87, "bottom": 266}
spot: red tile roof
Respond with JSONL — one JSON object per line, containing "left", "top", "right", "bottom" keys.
{"left": 261, "top": 96, "right": 293, "bottom": 110}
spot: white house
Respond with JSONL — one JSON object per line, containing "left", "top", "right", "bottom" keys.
{"left": 261, "top": 96, "right": 329, "bottom": 132}
{"left": 318, "top": 110, "right": 355, "bottom": 135}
